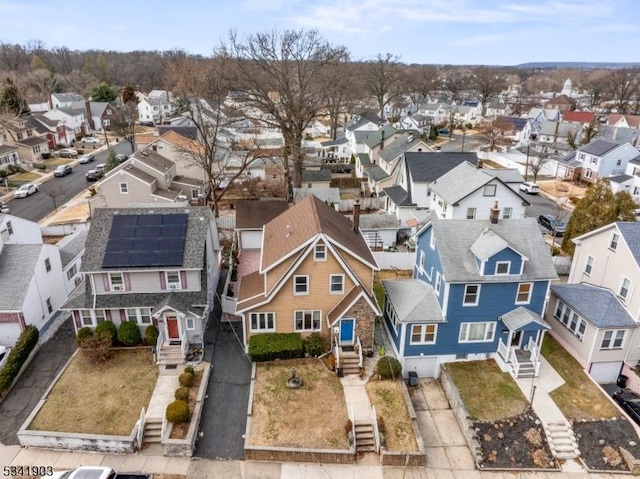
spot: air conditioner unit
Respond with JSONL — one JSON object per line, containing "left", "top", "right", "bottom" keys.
{"left": 168, "top": 283, "right": 179, "bottom": 290}
{"left": 112, "top": 284, "right": 124, "bottom": 291}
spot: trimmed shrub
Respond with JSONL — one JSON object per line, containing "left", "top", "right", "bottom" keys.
{"left": 184, "top": 366, "right": 195, "bottom": 375}
{"left": 76, "top": 327, "right": 93, "bottom": 347}
{"left": 94, "top": 321, "right": 117, "bottom": 345}
{"left": 144, "top": 325, "right": 159, "bottom": 346}
{"left": 117, "top": 321, "right": 141, "bottom": 346}
{"left": 0, "top": 325, "right": 39, "bottom": 393}
{"left": 376, "top": 356, "right": 402, "bottom": 380}
{"left": 304, "top": 332, "right": 329, "bottom": 357}
{"left": 248, "top": 333, "right": 304, "bottom": 362}
{"left": 175, "top": 387, "right": 189, "bottom": 401}
{"left": 179, "top": 372, "right": 194, "bottom": 387}
{"left": 165, "top": 399, "right": 190, "bottom": 423}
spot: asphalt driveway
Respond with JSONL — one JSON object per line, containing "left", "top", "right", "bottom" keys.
{"left": 0, "top": 316, "right": 76, "bottom": 445}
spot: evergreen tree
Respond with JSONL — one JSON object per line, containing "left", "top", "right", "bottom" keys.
{"left": 0, "top": 78, "right": 30, "bottom": 116}
{"left": 90, "top": 82, "right": 118, "bottom": 102}
{"left": 562, "top": 179, "right": 637, "bottom": 255}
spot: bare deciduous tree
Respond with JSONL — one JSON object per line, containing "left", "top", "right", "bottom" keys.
{"left": 477, "top": 117, "right": 513, "bottom": 151}
{"left": 471, "top": 66, "right": 506, "bottom": 115}
{"left": 406, "top": 64, "right": 439, "bottom": 112}
{"left": 604, "top": 67, "right": 640, "bottom": 114}
{"left": 362, "top": 53, "right": 406, "bottom": 120}
{"left": 442, "top": 69, "right": 470, "bottom": 103}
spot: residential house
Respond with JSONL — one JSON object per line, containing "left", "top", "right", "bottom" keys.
{"left": 0, "top": 214, "right": 68, "bottom": 346}
{"left": 607, "top": 114, "right": 640, "bottom": 129}
{"left": 377, "top": 132, "right": 430, "bottom": 176}
{"left": 62, "top": 205, "right": 220, "bottom": 363}
{"left": 420, "top": 101, "right": 451, "bottom": 125}
{"left": 396, "top": 113, "right": 429, "bottom": 133}
{"left": 556, "top": 139, "right": 640, "bottom": 183}
{"left": 428, "top": 161, "right": 528, "bottom": 220}
{"left": 347, "top": 213, "right": 400, "bottom": 251}
{"left": 85, "top": 102, "right": 119, "bottom": 132}
{"left": 537, "top": 120, "right": 581, "bottom": 156}
{"left": 485, "top": 102, "right": 511, "bottom": 119}
{"left": 318, "top": 137, "right": 349, "bottom": 162}
{"left": 51, "top": 93, "right": 85, "bottom": 110}
{"left": 382, "top": 216, "right": 557, "bottom": 378}
{"left": 235, "top": 199, "right": 289, "bottom": 250}
{"left": 137, "top": 90, "right": 174, "bottom": 124}
{"left": 596, "top": 125, "right": 640, "bottom": 147}
{"left": 0, "top": 144, "right": 19, "bottom": 167}
{"left": 0, "top": 115, "right": 49, "bottom": 163}
{"left": 44, "top": 107, "right": 88, "bottom": 137}
{"left": 57, "top": 230, "right": 87, "bottom": 296}
{"left": 562, "top": 111, "right": 596, "bottom": 126}
{"left": 545, "top": 222, "right": 640, "bottom": 383}
{"left": 544, "top": 94, "right": 576, "bottom": 112}
{"left": 528, "top": 108, "right": 560, "bottom": 136}
{"left": 235, "top": 195, "right": 381, "bottom": 358}
{"left": 497, "top": 116, "right": 533, "bottom": 148}
{"left": 88, "top": 149, "right": 206, "bottom": 214}
{"left": 26, "top": 94, "right": 50, "bottom": 113}
{"left": 301, "top": 169, "right": 332, "bottom": 189}
{"left": 383, "top": 152, "right": 479, "bottom": 225}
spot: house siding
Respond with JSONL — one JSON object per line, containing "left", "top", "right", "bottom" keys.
{"left": 92, "top": 270, "right": 200, "bottom": 294}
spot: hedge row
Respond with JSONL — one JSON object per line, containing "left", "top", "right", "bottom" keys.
{"left": 0, "top": 325, "right": 39, "bottom": 393}
{"left": 248, "top": 333, "right": 304, "bottom": 362}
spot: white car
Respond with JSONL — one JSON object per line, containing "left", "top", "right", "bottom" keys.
{"left": 519, "top": 181, "right": 540, "bottom": 194}
{"left": 14, "top": 183, "right": 38, "bottom": 198}
{"left": 80, "top": 136, "right": 101, "bottom": 144}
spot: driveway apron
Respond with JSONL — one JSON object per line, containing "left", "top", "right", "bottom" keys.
{"left": 0, "top": 316, "right": 76, "bottom": 445}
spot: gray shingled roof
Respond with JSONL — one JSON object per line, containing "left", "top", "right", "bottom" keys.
{"left": 363, "top": 126, "right": 398, "bottom": 148}
{"left": 551, "top": 283, "right": 636, "bottom": 328}
{"left": 0, "top": 244, "right": 43, "bottom": 310}
{"left": 320, "top": 137, "right": 348, "bottom": 147}
{"left": 131, "top": 150, "right": 174, "bottom": 173}
{"left": 539, "top": 121, "right": 580, "bottom": 137}
{"left": 358, "top": 153, "right": 372, "bottom": 166}
{"left": 617, "top": 222, "right": 640, "bottom": 265}
{"left": 302, "top": 169, "right": 332, "bottom": 182}
{"left": 580, "top": 139, "right": 619, "bottom": 156}
{"left": 365, "top": 165, "right": 389, "bottom": 182}
{"left": 489, "top": 169, "right": 524, "bottom": 184}
{"left": 383, "top": 185, "right": 412, "bottom": 206}
{"left": 0, "top": 145, "right": 18, "bottom": 155}
{"left": 59, "top": 231, "right": 87, "bottom": 268}
{"left": 430, "top": 217, "right": 557, "bottom": 282}
{"left": 378, "top": 134, "right": 423, "bottom": 163}
{"left": 16, "top": 136, "right": 48, "bottom": 147}
{"left": 382, "top": 279, "right": 444, "bottom": 323}
{"left": 405, "top": 152, "right": 478, "bottom": 182}
{"left": 608, "top": 174, "right": 633, "bottom": 183}
{"left": 81, "top": 206, "right": 212, "bottom": 273}
{"left": 596, "top": 125, "right": 640, "bottom": 145}
{"left": 501, "top": 306, "right": 549, "bottom": 331}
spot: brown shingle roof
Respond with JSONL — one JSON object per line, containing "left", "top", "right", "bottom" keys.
{"left": 327, "top": 285, "right": 365, "bottom": 323}
{"left": 236, "top": 271, "right": 265, "bottom": 306}
{"left": 235, "top": 199, "right": 289, "bottom": 230}
{"left": 260, "top": 195, "right": 377, "bottom": 272}
{"left": 562, "top": 111, "right": 595, "bottom": 123}
{"left": 608, "top": 114, "right": 640, "bottom": 128}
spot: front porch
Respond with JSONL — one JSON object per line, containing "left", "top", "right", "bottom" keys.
{"left": 496, "top": 336, "right": 542, "bottom": 379}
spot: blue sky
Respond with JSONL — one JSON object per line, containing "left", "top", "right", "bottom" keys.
{"left": 1, "top": 0, "right": 638, "bottom": 65}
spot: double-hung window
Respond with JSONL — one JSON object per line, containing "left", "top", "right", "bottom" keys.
{"left": 314, "top": 244, "right": 326, "bottom": 261}
{"left": 294, "top": 310, "right": 321, "bottom": 331}
{"left": 584, "top": 256, "right": 594, "bottom": 276}
{"left": 516, "top": 283, "right": 533, "bottom": 304}
{"left": 293, "top": 275, "right": 309, "bottom": 295}
{"left": 410, "top": 324, "right": 437, "bottom": 344}
{"left": 329, "top": 274, "right": 344, "bottom": 294}
{"left": 109, "top": 272, "right": 125, "bottom": 291}
{"left": 601, "top": 330, "right": 625, "bottom": 350}
{"left": 619, "top": 277, "right": 631, "bottom": 301}
{"left": 463, "top": 285, "right": 480, "bottom": 306}
{"left": 610, "top": 232, "right": 619, "bottom": 250}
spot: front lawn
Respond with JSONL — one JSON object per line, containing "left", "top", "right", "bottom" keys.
{"left": 250, "top": 359, "right": 348, "bottom": 449}
{"left": 366, "top": 379, "right": 417, "bottom": 451}
{"left": 541, "top": 335, "right": 619, "bottom": 420}
{"left": 29, "top": 349, "right": 158, "bottom": 435}
{"left": 446, "top": 360, "right": 528, "bottom": 421}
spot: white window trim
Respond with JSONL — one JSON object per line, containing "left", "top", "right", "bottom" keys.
{"left": 126, "top": 307, "right": 152, "bottom": 325}
{"left": 429, "top": 231, "right": 436, "bottom": 250}
{"left": 459, "top": 321, "right": 496, "bottom": 343}
{"left": 314, "top": 244, "right": 327, "bottom": 261}
{"left": 495, "top": 261, "right": 510, "bottom": 275}
{"left": 584, "top": 255, "right": 594, "bottom": 276}
{"left": 294, "top": 310, "right": 322, "bottom": 332}
{"left": 502, "top": 207, "right": 512, "bottom": 219}
{"left": 515, "top": 282, "right": 533, "bottom": 305}
{"left": 466, "top": 207, "right": 476, "bottom": 220}
{"left": 250, "top": 312, "right": 275, "bottom": 332}
{"left": 554, "top": 299, "right": 586, "bottom": 341}
{"left": 600, "top": 329, "right": 626, "bottom": 350}
{"left": 109, "top": 272, "right": 125, "bottom": 291}
{"left": 619, "top": 276, "right": 632, "bottom": 301}
{"left": 119, "top": 182, "right": 129, "bottom": 194}
{"left": 165, "top": 271, "right": 182, "bottom": 290}
{"left": 293, "top": 275, "right": 309, "bottom": 295}
{"left": 609, "top": 232, "right": 619, "bottom": 251}
{"left": 410, "top": 324, "right": 438, "bottom": 345}
{"left": 463, "top": 284, "right": 481, "bottom": 306}
{"left": 419, "top": 251, "right": 426, "bottom": 271}
{"left": 79, "top": 309, "right": 97, "bottom": 327}
{"left": 435, "top": 272, "right": 442, "bottom": 296}
{"left": 329, "top": 274, "right": 345, "bottom": 294}
{"left": 186, "top": 317, "right": 195, "bottom": 330}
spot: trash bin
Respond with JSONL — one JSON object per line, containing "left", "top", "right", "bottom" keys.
{"left": 617, "top": 374, "right": 629, "bottom": 388}
{"left": 408, "top": 371, "right": 419, "bottom": 387}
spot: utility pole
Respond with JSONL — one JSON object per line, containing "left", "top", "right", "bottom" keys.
{"left": 525, "top": 143, "right": 530, "bottom": 182}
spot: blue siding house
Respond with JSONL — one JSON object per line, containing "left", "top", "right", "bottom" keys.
{"left": 383, "top": 213, "right": 558, "bottom": 378}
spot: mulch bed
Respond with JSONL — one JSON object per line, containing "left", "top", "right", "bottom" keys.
{"left": 573, "top": 417, "right": 640, "bottom": 471}
{"left": 475, "top": 412, "right": 558, "bottom": 469}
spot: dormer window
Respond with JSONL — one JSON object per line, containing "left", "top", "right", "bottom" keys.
{"left": 314, "top": 244, "right": 326, "bottom": 261}
{"left": 495, "top": 262, "right": 510, "bottom": 275}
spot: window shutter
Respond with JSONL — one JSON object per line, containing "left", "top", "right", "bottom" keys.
{"left": 180, "top": 271, "right": 188, "bottom": 289}
{"left": 106, "top": 310, "right": 112, "bottom": 322}
{"left": 124, "top": 273, "right": 131, "bottom": 291}
{"left": 120, "top": 309, "right": 126, "bottom": 322}
{"left": 72, "top": 310, "right": 81, "bottom": 328}
{"left": 102, "top": 273, "right": 110, "bottom": 290}
{"left": 159, "top": 272, "right": 166, "bottom": 290}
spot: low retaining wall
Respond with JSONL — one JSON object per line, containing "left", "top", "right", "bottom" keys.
{"left": 439, "top": 364, "right": 483, "bottom": 464}
{"left": 244, "top": 362, "right": 355, "bottom": 464}
{"left": 163, "top": 363, "right": 212, "bottom": 456}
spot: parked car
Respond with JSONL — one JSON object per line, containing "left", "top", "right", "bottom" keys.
{"left": 95, "top": 163, "right": 106, "bottom": 174}
{"left": 54, "top": 164, "right": 73, "bottom": 177}
{"left": 58, "top": 148, "right": 78, "bottom": 158}
{"left": 0, "top": 345, "right": 9, "bottom": 370}
{"left": 538, "top": 214, "right": 567, "bottom": 236}
{"left": 79, "top": 153, "right": 95, "bottom": 164}
{"left": 14, "top": 183, "right": 38, "bottom": 198}
{"left": 613, "top": 390, "right": 640, "bottom": 426}
{"left": 48, "top": 466, "right": 152, "bottom": 479}
{"left": 80, "top": 136, "right": 101, "bottom": 144}
{"left": 0, "top": 200, "right": 9, "bottom": 214}
{"left": 85, "top": 169, "right": 103, "bottom": 181}
{"left": 139, "top": 121, "right": 155, "bottom": 127}
{"left": 115, "top": 153, "right": 129, "bottom": 162}
{"left": 519, "top": 181, "right": 540, "bottom": 194}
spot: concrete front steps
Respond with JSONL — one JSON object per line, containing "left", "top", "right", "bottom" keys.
{"left": 544, "top": 420, "right": 580, "bottom": 460}
{"left": 354, "top": 422, "right": 376, "bottom": 453}
{"left": 516, "top": 361, "right": 536, "bottom": 379}
{"left": 157, "top": 344, "right": 183, "bottom": 365}
{"left": 340, "top": 352, "right": 360, "bottom": 376}
{"left": 143, "top": 417, "right": 162, "bottom": 444}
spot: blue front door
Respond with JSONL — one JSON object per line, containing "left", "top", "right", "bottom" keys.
{"left": 340, "top": 319, "right": 355, "bottom": 344}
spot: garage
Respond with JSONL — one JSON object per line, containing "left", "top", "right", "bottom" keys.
{"left": 239, "top": 230, "right": 262, "bottom": 249}
{"left": 405, "top": 356, "right": 439, "bottom": 378}
{"left": 589, "top": 361, "right": 623, "bottom": 384}
{"left": 0, "top": 322, "right": 22, "bottom": 347}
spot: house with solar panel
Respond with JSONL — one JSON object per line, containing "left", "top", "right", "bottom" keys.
{"left": 544, "top": 222, "right": 640, "bottom": 384}
{"left": 381, "top": 215, "right": 557, "bottom": 378}
{"left": 234, "top": 195, "right": 381, "bottom": 372}
{"left": 62, "top": 205, "right": 220, "bottom": 364}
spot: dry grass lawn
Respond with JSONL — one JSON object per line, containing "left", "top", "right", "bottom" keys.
{"left": 446, "top": 360, "right": 528, "bottom": 421}
{"left": 11, "top": 171, "right": 43, "bottom": 182}
{"left": 46, "top": 157, "right": 73, "bottom": 166}
{"left": 366, "top": 379, "right": 417, "bottom": 451}
{"left": 542, "top": 335, "right": 619, "bottom": 420}
{"left": 251, "top": 359, "right": 348, "bottom": 449}
{"left": 29, "top": 349, "right": 158, "bottom": 435}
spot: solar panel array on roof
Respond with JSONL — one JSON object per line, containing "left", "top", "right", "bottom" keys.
{"left": 102, "top": 213, "right": 188, "bottom": 268}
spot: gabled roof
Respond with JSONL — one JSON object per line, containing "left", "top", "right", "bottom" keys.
{"left": 327, "top": 285, "right": 381, "bottom": 323}
{"left": 381, "top": 279, "right": 444, "bottom": 323}
{"left": 579, "top": 139, "right": 619, "bottom": 156}
{"left": 157, "top": 126, "right": 198, "bottom": 141}
{"left": 81, "top": 206, "right": 214, "bottom": 273}
{"left": 88, "top": 102, "right": 110, "bottom": 117}
{"left": 260, "top": 194, "right": 376, "bottom": 272}
{"left": 59, "top": 231, "right": 87, "bottom": 268}
{"left": 365, "top": 165, "right": 389, "bottom": 182}
{"left": 0, "top": 244, "right": 43, "bottom": 310}
{"left": 470, "top": 229, "right": 511, "bottom": 261}
{"left": 357, "top": 153, "right": 372, "bottom": 166}
{"left": 15, "top": 136, "right": 48, "bottom": 147}
{"left": 320, "top": 137, "right": 348, "bottom": 147}
{"left": 489, "top": 169, "right": 524, "bottom": 183}
{"left": 596, "top": 125, "right": 640, "bottom": 145}
{"left": 424, "top": 217, "right": 557, "bottom": 283}
{"left": 546, "top": 94, "right": 576, "bottom": 106}
{"left": 235, "top": 199, "right": 289, "bottom": 230}
{"left": 562, "top": 111, "right": 595, "bottom": 123}
{"left": 52, "top": 92, "right": 84, "bottom": 103}
{"left": 501, "top": 306, "right": 549, "bottom": 331}
{"left": 608, "top": 114, "right": 640, "bottom": 128}
{"left": 302, "top": 169, "right": 332, "bottom": 182}
{"left": 0, "top": 145, "right": 18, "bottom": 155}
{"left": 382, "top": 185, "right": 412, "bottom": 207}
{"left": 130, "top": 149, "right": 174, "bottom": 173}
{"left": 378, "top": 134, "right": 426, "bottom": 163}
{"left": 405, "top": 152, "right": 478, "bottom": 182}
{"left": 539, "top": 120, "right": 580, "bottom": 137}
{"left": 617, "top": 222, "right": 640, "bottom": 266}
{"left": 551, "top": 283, "right": 636, "bottom": 328}
{"left": 362, "top": 125, "right": 398, "bottom": 148}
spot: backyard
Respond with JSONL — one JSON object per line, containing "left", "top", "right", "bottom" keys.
{"left": 29, "top": 349, "right": 158, "bottom": 435}
{"left": 366, "top": 379, "right": 417, "bottom": 451}
{"left": 250, "top": 359, "right": 349, "bottom": 449}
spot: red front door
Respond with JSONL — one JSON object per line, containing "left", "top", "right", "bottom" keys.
{"left": 166, "top": 316, "right": 179, "bottom": 340}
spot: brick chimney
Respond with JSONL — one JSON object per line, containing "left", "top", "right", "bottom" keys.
{"left": 353, "top": 199, "right": 361, "bottom": 232}
{"left": 380, "top": 129, "right": 385, "bottom": 150}
{"left": 476, "top": 158, "right": 483, "bottom": 169}
{"left": 490, "top": 201, "right": 500, "bottom": 224}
